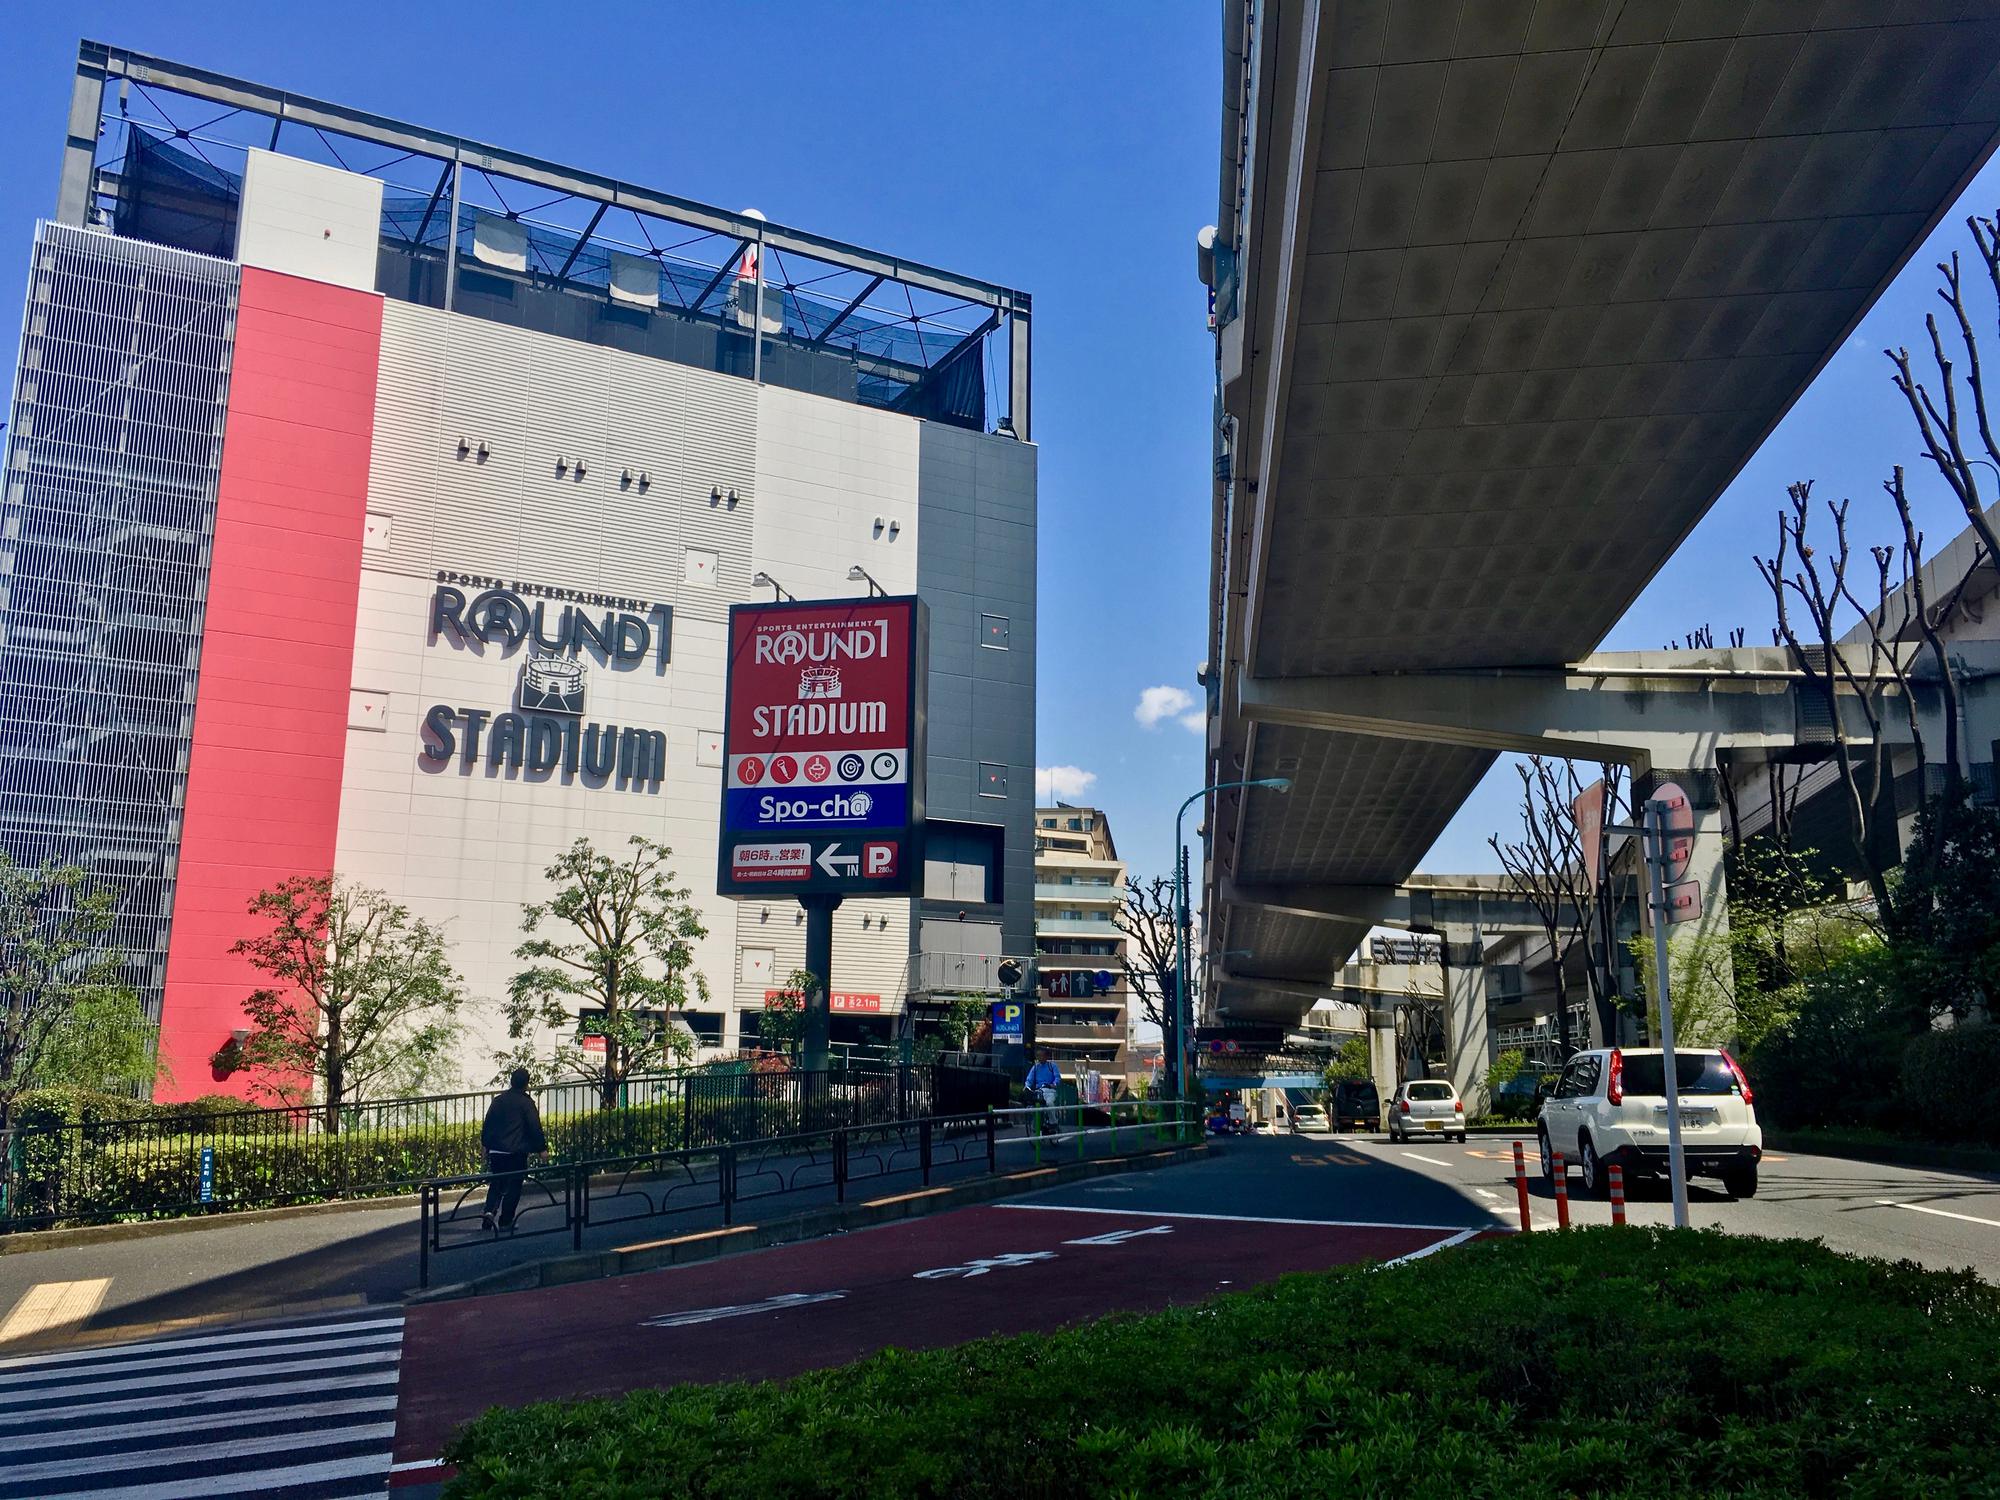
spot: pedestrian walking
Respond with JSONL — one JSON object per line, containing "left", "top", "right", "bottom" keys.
{"left": 481, "top": 1068, "right": 548, "bottom": 1231}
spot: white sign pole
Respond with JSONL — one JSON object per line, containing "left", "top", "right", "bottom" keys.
{"left": 1645, "top": 797, "right": 1691, "bottom": 1230}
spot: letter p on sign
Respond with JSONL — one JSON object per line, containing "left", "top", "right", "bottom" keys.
{"left": 863, "top": 842, "right": 898, "bottom": 878}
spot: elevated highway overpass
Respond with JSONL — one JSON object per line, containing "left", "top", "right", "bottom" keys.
{"left": 1202, "top": 1, "right": 2000, "bottom": 1028}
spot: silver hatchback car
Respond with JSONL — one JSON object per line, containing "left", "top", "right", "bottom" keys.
{"left": 1388, "top": 1078, "right": 1466, "bottom": 1142}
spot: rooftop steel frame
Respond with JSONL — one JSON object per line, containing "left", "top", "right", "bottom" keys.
{"left": 59, "top": 40, "right": 1033, "bottom": 438}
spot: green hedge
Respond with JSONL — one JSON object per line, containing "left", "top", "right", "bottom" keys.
{"left": 4, "top": 1098, "right": 692, "bottom": 1225}
{"left": 443, "top": 1229, "right": 2000, "bottom": 1498}
{"left": 4, "top": 1081, "right": 919, "bottom": 1225}
{"left": 1898, "top": 1024, "right": 2000, "bottom": 1146}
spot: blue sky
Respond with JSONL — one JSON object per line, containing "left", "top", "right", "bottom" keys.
{"left": 4, "top": 3, "right": 1997, "bottom": 884}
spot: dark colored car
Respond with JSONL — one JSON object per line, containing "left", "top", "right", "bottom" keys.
{"left": 1330, "top": 1080, "right": 1381, "bottom": 1132}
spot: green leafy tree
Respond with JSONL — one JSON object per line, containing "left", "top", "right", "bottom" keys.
{"left": 755, "top": 971, "right": 813, "bottom": 1060}
{"left": 504, "top": 836, "right": 710, "bottom": 1108}
{"left": 1321, "top": 1036, "right": 1369, "bottom": 1093}
{"left": 230, "top": 876, "right": 465, "bottom": 1130}
{"left": 0, "top": 852, "right": 158, "bottom": 1124}
{"left": 1882, "top": 789, "right": 2000, "bottom": 1025}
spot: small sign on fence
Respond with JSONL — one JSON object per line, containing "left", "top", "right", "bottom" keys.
{"left": 198, "top": 1146, "right": 215, "bottom": 1204}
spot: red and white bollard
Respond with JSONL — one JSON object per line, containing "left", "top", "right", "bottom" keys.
{"left": 1552, "top": 1152, "right": 1570, "bottom": 1229}
{"left": 1609, "top": 1163, "right": 1627, "bottom": 1226}
{"left": 1512, "top": 1140, "right": 1532, "bottom": 1232}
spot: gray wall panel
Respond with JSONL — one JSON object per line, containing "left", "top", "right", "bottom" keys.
{"left": 917, "top": 423, "right": 1037, "bottom": 959}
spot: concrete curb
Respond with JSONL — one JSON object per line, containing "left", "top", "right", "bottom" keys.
{"left": 0, "top": 1190, "right": 423, "bottom": 1255}
{"left": 408, "top": 1143, "right": 1206, "bottom": 1304}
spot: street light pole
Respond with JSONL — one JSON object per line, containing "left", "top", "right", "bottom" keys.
{"left": 1171, "top": 777, "right": 1290, "bottom": 1098}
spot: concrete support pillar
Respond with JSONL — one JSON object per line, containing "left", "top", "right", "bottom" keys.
{"left": 1439, "top": 927, "right": 1487, "bottom": 1099}
{"left": 1366, "top": 1008, "right": 1397, "bottom": 1123}
{"left": 1637, "top": 768, "right": 1733, "bottom": 1046}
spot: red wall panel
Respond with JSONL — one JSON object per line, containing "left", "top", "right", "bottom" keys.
{"left": 156, "top": 267, "right": 381, "bottom": 1100}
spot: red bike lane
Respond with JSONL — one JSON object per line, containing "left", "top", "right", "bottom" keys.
{"left": 390, "top": 1203, "right": 1472, "bottom": 1481}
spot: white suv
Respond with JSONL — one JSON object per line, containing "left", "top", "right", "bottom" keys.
{"left": 1537, "top": 1047, "right": 1762, "bottom": 1199}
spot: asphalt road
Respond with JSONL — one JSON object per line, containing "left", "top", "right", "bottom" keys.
{"left": 5, "top": 1127, "right": 1996, "bottom": 1362}
{"left": 1021, "top": 1131, "right": 2000, "bottom": 1278}
{"left": 0, "top": 1123, "right": 1132, "bottom": 1351}
{"left": 388, "top": 1201, "right": 1468, "bottom": 1483}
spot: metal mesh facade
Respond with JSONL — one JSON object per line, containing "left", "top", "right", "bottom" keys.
{"left": 0, "top": 223, "right": 239, "bottom": 1025}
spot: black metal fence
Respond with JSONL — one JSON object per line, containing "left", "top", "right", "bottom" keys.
{"left": 0, "top": 1061, "right": 932, "bottom": 1231}
{"left": 418, "top": 1099, "right": 1201, "bottom": 1287}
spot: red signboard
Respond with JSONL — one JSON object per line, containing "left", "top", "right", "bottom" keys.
{"left": 1650, "top": 781, "right": 1695, "bottom": 884}
{"left": 764, "top": 989, "right": 883, "bottom": 1014}
{"left": 718, "top": 597, "right": 926, "bottom": 897}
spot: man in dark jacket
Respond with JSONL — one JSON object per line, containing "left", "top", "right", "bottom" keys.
{"left": 481, "top": 1068, "right": 548, "bottom": 1230}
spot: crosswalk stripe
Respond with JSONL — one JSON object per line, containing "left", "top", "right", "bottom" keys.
{"left": 29, "top": 1394, "right": 398, "bottom": 1449}
{"left": 0, "top": 1314, "right": 402, "bottom": 1373}
{"left": 36, "top": 1453, "right": 395, "bottom": 1500}
{"left": 0, "top": 1280, "right": 111, "bottom": 1344}
{"left": 0, "top": 1311, "right": 403, "bottom": 1500}
{"left": 0, "top": 1421, "right": 397, "bottom": 1485}
{"left": 0, "top": 1369, "right": 395, "bottom": 1428}
{"left": 0, "top": 1347, "right": 399, "bottom": 1406}
{"left": 0, "top": 1329, "right": 401, "bottom": 1390}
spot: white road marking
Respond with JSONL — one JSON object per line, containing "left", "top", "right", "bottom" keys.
{"left": 1875, "top": 1198, "right": 2000, "bottom": 1231}
{"left": 1380, "top": 1229, "right": 1480, "bottom": 1266}
{"left": 642, "top": 1292, "right": 846, "bottom": 1328}
{"left": 37, "top": 1453, "right": 396, "bottom": 1500}
{"left": 0, "top": 1348, "right": 400, "bottom": 1406}
{"left": 0, "top": 1329, "right": 401, "bottom": 1389}
{"left": 0, "top": 1280, "right": 110, "bottom": 1344}
{"left": 0, "top": 1370, "right": 395, "bottom": 1428}
{"left": 998, "top": 1203, "right": 1478, "bottom": 1233}
{"left": 0, "top": 1422, "right": 397, "bottom": 1485}
{"left": 913, "top": 1251, "right": 1058, "bottom": 1280}
{"left": 1063, "top": 1226, "right": 1174, "bottom": 1246}
{"left": 0, "top": 1314, "right": 404, "bottom": 1373}
{"left": 1475, "top": 1188, "right": 1501, "bottom": 1199}
{"left": 1403, "top": 1152, "right": 1452, "bottom": 1167}
{"left": 31, "top": 1394, "right": 398, "bottom": 1449}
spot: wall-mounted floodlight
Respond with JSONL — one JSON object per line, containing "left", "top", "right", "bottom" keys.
{"left": 752, "top": 571, "right": 793, "bottom": 602}
{"left": 847, "top": 564, "right": 887, "bottom": 598}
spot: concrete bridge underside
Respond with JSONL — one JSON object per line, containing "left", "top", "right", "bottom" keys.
{"left": 1205, "top": 0, "right": 2000, "bottom": 1029}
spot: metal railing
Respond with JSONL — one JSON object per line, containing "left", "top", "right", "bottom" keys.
{"left": 1, "top": 1061, "right": 926, "bottom": 1231}
{"left": 418, "top": 1100, "right": 1201, "bottom": 1287}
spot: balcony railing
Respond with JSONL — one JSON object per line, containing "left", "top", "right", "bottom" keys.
{"left": 1036, "top": 1023, "right": 1126, "bottom": 1044}
{"left": 1034, "top": 917, "right": 1123, "bottom": 938}
{"left": 1033, "top": 882, "right": 1124, "bottom": 903}
{"left": 905, "top": 952, "right": 1036, "bottom": 996}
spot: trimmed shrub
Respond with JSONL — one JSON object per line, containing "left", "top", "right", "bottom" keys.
{"left": 442, "top": 1229, "right": 2000, "bottom": 1499}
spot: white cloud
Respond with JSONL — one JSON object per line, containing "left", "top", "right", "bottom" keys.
{"left": 1035, "top": 764, "right": 1098, "bottom": 802}
{"left": 1135, "top": 684, "right": 1206, "bottom": 733}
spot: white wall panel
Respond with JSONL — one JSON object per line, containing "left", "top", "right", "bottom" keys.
{"left": 342, "top": 314, "right": 929, "bottom": 1077}
{"left": 236, "top": 149, "right": 384, "bottom": 291}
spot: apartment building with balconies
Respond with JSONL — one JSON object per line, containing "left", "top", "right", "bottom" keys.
{"left": 1033, "top": 804, "right": 1129, "bottom": 1080}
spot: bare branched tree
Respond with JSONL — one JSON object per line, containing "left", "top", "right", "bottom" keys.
{"left": 1487, "top": 756, "right": 1609, "bottom": 1059}
{"left": 1887, "top": 235, "right": 2000, "bottom": 572}
{"left": 1753, "top": 482, "right": 1916, "bottom": 911}
{"left": 1111, "top": 874, "right": 1178, "bottom": 1030}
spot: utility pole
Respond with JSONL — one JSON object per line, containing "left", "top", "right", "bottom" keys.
{"left": 1643, "top": 797, "right": 1691, "bottom": 1229}
{"left": 800, "top": 893, "right": 839, "bottom": 1071}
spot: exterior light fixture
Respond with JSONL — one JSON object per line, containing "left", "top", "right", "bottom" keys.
{"left": 847, "top": 564, "right": 887, "bottom": 598}
{"left": 752, "top": 571, "right": 793, "bottom": 602}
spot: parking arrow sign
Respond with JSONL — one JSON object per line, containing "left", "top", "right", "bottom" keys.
{"left": 816, "top": 843, "right": 860, "bottom": 878}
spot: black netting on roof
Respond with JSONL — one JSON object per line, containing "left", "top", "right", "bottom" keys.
{"left": 120, "top": 138, "right": 989, "bottom": 429}
{"left": 115, "top": 128, "right": 240, "bottom": 258}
